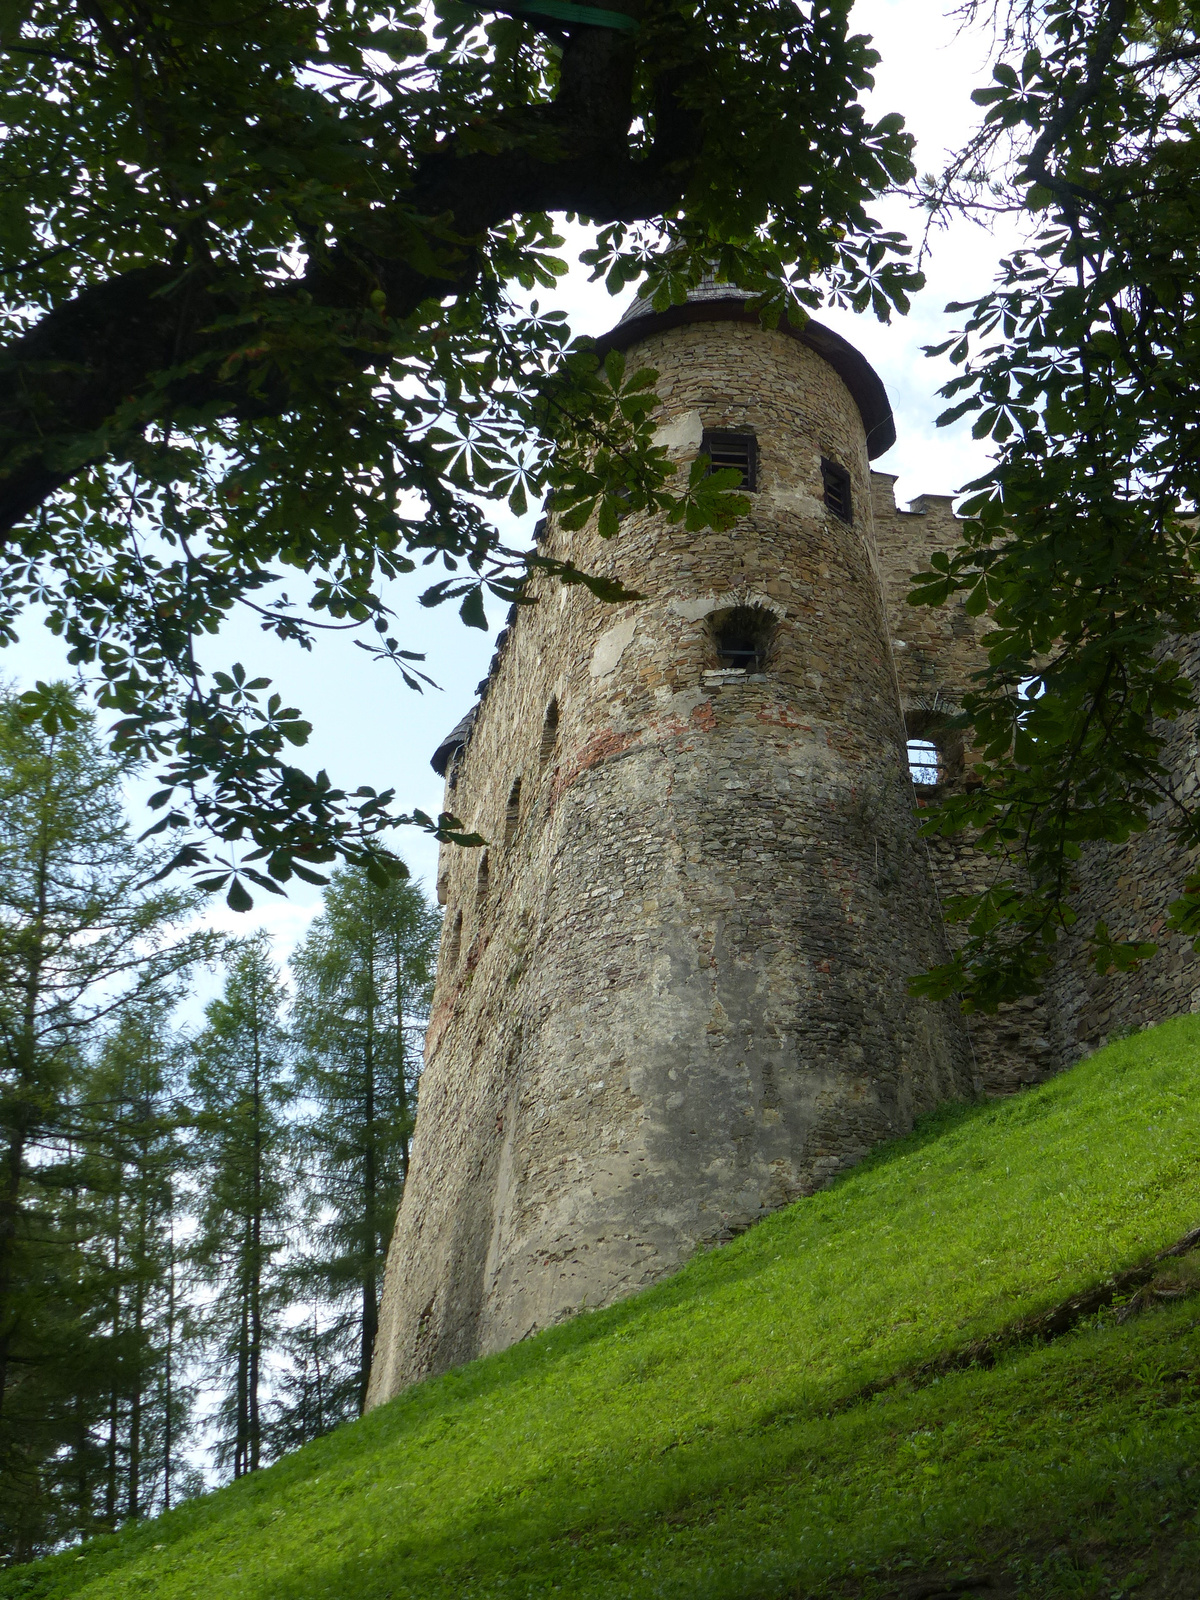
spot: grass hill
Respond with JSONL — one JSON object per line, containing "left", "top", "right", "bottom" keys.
{"left": 8, "top": 1017, "right": 1200, "bottom": 1600}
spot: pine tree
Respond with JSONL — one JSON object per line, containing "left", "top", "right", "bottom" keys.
{"left": 267, "top": 1310, "right": 345, "bottom": 1457}
{"left": 76, "top": 999, "right": 198, "bottom": 1527}
{"left": 189, "top": 938, "right": 292, "bottom": 1479}
{"left": 289, "top": 866, "right": 438, "bottom": 1424}
{"left": 0, "top": 683, "right": 216, "bottom": 1561}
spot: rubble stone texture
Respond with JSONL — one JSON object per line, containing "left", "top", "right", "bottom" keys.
{"left": 367, "top": 294, "right": 1200, "bottom": 1406}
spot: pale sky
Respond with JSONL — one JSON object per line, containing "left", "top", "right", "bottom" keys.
{"left": 7, "top": 0, "right": 1021, "bottom": 979}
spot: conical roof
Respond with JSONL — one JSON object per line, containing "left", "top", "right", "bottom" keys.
{"left": 614, "top": 271, "right": 747, "bottom": 328}
{"left": 598, "top": 276, "right": 895, "bottom": 459}
{"left": 431, "top": 706, "right": 478, "bottom": 777}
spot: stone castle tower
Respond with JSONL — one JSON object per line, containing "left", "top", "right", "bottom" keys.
{"left": 366, "top": 282, "right": 1200, "bottom": 1405}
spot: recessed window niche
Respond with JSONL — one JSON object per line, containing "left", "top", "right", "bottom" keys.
{"left": 539, "top": 699, "right": 559, "bottom": 770}
{"left": 709, "top": 605, "right": 777, "bottom": 674}
{"left": 504, "top": 779, "right": 522, "bottom": 847}
{"left": 701, "top": 430, "right": 757, "bottom": 490}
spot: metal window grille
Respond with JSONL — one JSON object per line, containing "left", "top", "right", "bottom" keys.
{"left": 701, "top": 430, "right": 757, "bottom": 490}
{"left": 821, "top": 457, "right": 853, "bottom": 522}
{"left": 907, "top": 739, "right": 940, "bottom": 785}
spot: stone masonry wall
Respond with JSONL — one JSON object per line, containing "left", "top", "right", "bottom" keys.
{"left": 872, "top": 471, "right": 1200, "bottom": 1086}
{"left": 367, "top": 321, "right": 976, "bottom": 1406}
{"left": 1048, "top": 637, "right": 1200, "bottom": 1060}
{"left": 871, "top": 473, "right": 1056, "bottom": 1092}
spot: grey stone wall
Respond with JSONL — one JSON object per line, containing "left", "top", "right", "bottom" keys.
{"left": 872, "top": 474, "right": 1056, "bottom": 1094}
{"left": 1047, "top": 637, "right": 1200, "bottom": 1059}
{"left": 367, "top": 320, "right": 975, "bottom": 1405}
{"left": 368, "top": 319, "right": 1200, "bottom": 1411}
{"left": 872, "top": 472, "right": 1200, "bottom": 1085}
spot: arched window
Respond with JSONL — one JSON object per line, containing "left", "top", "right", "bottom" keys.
{"left": 503, "top": 778, "right": 522, "bottom": 847}
{"left": 476, "top": 851, "right": 490, "bottom": 906}
{"left": 710, "top": 605, "right": 776, "bottom": 673}
{"left": 539, "top": 698, "right": 559, "bottom": 769}
{"left": 907, "top": 739, "right": 940, "bottom": 785}
{"left": 446, "top": 910, "right": 463, "bottom": 966}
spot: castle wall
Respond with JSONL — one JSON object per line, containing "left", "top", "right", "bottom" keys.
{"left": 367, "top": 321, "right": 975, "bottom": 1404}
{"left": 1048, "top": 637, "right": 1200, "bottom": 1058}
{"left": 871, "top": 472, "right": 1200, "bottom": 1083}
{"left": 870, "top": 474, "right": 1057, "bottom": 1092}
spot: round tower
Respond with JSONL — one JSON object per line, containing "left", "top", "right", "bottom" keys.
{"left": 367, "top": 286, "right": 973, "bottom": 1404}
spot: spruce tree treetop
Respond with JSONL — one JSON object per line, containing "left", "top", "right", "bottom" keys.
{"left": 0, "top": 0, "right": 919, "bottom": 907}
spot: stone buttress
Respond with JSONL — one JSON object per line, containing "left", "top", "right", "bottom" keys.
{"left": 366, "top": 288, "right": 978, "bottom": 1405}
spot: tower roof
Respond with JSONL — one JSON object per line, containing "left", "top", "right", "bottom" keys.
{"left": 596, "top": 279, "right": 896, "bottom": 459}
{"left": 431, "top": 707, "right": 478, "bottom": 777}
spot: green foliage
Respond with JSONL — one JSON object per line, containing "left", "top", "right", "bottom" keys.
{"left": 0, "top": 683, "right": 217, "bottom": 1561}
{"left": 0, "top": 0, "right": 921, "bottom": 904}
{"left": 908, "top": 0, "right": 1200, "bottom": 1008}
{"left": 17, "top": 1015, "right": 1200, "bottom": 1598}
{"left": 288, "top": 866, "right": 439, "bottom": 1424}
{"left": 188, "top": 938, "right": 294, "bottom": 1480}
{"left": 72, "top": 1001, "right": 200, "bottom": 1529}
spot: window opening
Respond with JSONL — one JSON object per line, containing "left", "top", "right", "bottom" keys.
{"left": 539, "top": 698, "right": 559, "bottom": 769}
{"left": 504, "top": 778, "right": 522, "bottom": 847}
{"left": 701, "top": 430, "right": 757, "bottom": 490}
{"left": 446, "top": 910, "right": 463, "bottom": 966}
{"left": 821, "top": 458, "right": 852, "bottom": 522}
{"left": 711, "top": 605, "right": 775, "bottom": 673}
{"left": 907, "top": 739, "right": 940, "bottom": 786}
{"left": 476, "top": 851, "right": 490, "bottom": 905}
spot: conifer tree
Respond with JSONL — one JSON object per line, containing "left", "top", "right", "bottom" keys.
{"left": 76, "top": 999, "right": 198, "bottom": 1527}
{"left": 0, "top": 683, "right": 216, "bottom": 1560}
{"left": 289, "top": 867, "right": 438, "bottom": 1422}
{"left": 189, "top": 938, "right": 292, "bottom": 1479}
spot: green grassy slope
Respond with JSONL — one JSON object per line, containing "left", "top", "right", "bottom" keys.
{"left": 10, "top": 1017, "right": 1200, "bottom": 1600}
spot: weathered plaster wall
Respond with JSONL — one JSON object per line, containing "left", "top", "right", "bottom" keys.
{"left": 367, "top": 321, "right": 975, "bottom": 1405}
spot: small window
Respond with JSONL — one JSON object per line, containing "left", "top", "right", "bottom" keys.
{"left": 701, "top": 430, "right": 757, "bottom": 490}
{"left": 711, "top": 605, "right": 776, "bottom": 673}
{"left": 503, "top": 779, "right": 521, "bottom": 847}
{"left": 821, "top": 458, "right": 852, "bottom": 522}
{"left": 539, "top": 699, "right": 559, "bottom": 770}
{"left": 907, "top": 739, "right": 940, "bottom": 786}
{"left": 446, "top": 910, "right": 463, "bottom": 966}
{"left": 476, "top": 852, "right": 490, "bottom": 905}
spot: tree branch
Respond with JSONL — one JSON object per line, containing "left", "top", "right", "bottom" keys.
{"left": 0, "top": 20, "right": 696, "bottom": 537}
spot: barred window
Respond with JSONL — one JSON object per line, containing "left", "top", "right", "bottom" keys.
{"left": 701, "top": 430, "right": 757, "bottom": 490}
{"left": 821, "top": 457, "right": 852, "bottom": 522}
{"left": 907, "top": 739, "right": 940, "bottom": 786}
